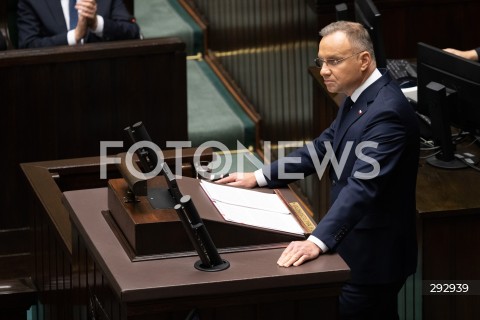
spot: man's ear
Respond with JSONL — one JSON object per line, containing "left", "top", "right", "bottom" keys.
{"left": 359, "top": 51, "right": 372, "bottom": 71}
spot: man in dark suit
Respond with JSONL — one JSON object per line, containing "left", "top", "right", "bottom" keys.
{"left": 217, "top": 21, "right": 419, "bottom": 319}
{"left": 17, "top": 0, "right": 140, "bottom": 48}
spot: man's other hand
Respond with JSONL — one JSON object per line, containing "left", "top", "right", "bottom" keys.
{"left": 277, "top": 240, "right": 322, "bottom": 267}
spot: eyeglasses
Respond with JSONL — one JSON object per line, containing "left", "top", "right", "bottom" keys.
{"left": 314, "top": 51, "right": 364, "bottom": 69}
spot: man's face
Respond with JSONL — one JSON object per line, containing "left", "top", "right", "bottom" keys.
{"left": 317, "top": 31, "right": 365, "bottom": 97}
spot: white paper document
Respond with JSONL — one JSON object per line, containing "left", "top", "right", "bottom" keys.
{"left": 200, "top": 181, "right": 305, "bottom": 235}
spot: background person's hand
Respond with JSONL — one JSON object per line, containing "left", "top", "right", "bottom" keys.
{"left": 74, "top": 15, "right": 88, "bottom": 43}
{"left": 76, "top": 0, "right": 98, "bottom": 29}
{"left": 443, "top": 48, "right": 478, "bottom": 61}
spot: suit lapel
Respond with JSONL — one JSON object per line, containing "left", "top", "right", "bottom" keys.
{"left": 333, "top": 70, "right": 392, "bottom": 153}
{"left": 333, "top": 99, "right": 368, "bottom": 152}
{"left": 46, "top": 0, "right": 68, "bottom": 31}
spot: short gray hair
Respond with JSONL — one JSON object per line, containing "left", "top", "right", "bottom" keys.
{"left": 319, "top": 21, "right": 376, "bottom": 61}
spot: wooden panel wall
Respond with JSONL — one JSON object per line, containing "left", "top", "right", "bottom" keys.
{"left": 377, "top": 0, "right": 480, "bottom": 59}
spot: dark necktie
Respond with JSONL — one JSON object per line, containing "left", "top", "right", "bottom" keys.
{"left": 339, "top": 97, "right": 354, "bottom": 124}
{"left": 69, "top": 0, "right": 78, "bottom": 30}
{"left": 343, "top": 97, "right": 354, "bottom": 111}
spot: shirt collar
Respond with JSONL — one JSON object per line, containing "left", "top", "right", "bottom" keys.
{"left": 350, "top": 68, "right": 382, "bottom": 103}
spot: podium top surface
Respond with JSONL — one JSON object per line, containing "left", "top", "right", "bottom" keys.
{"left": 63, "top": 186, "right": 350, "bottom": 303}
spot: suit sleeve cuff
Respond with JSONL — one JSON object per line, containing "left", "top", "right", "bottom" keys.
{"left": 254, "top": 169, "right": 268, "bottom": 187}
{"left": 307, "top": 235, "right": 329, "bottom": 253}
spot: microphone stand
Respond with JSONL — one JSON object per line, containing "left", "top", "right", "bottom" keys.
{"left": 174, "top": 195, "right": 230, "bottom": 272}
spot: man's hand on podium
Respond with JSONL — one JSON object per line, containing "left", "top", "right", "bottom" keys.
{"left": 217, "top": 172, "right": 322, "bottom": 265}
{"left": 277, "top": 240, "right": 323, "bottom": 267}
{"left": 215, "top": 172, "right": 258, "bottom": 188}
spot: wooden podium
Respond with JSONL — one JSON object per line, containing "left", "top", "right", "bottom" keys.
{"left": 22, "top": 155, "right": 349, "bottom": 320}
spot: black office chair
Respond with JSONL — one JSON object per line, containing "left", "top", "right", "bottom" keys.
{"left": 0, "top": 0, "right": 18, "bottom": 49}
{"left": 7, "top": 0, "right": 18, "bottom": 49}
{"left": 0, "top": 31, "right": 6, "bottom": 50}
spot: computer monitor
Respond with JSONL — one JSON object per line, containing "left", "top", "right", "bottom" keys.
{"left": 354, "top": 0, "right": 387, "bottom": 68}
{"left": 335, "top": 3, "right": 351, "bottom": 21}
{"left": 417, "top": 42, "right": 480, "bottom": 169}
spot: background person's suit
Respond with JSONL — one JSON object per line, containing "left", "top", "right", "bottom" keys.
{"left": 263, "top": 70, "right": 419, "bottom": 285}
{"left": 17, "top": 0, "right": 140, "bottom": 48}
